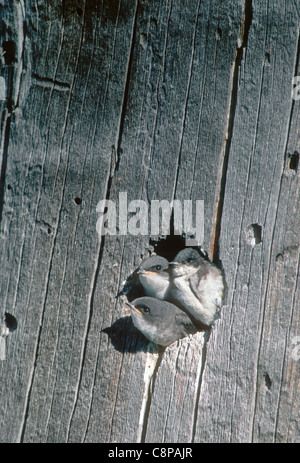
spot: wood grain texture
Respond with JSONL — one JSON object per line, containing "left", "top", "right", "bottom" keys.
{"left": 0, "top": 0, "right": 141, "bottom": 442}
{"left": 0, "top": 0, "right": 299, "bottom": 443}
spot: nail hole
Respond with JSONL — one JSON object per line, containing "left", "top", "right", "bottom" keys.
{"left": 7, "top": 184, "right": 11, "bottom": 190}
{"left": 74, "top": 197, "right": 82, "bottom": 205}
{"left": 289, "top": 152, "right": 299, "bottom": 171}
{"left": 47, "top": 228, "right": 51, "bottom": 235}
{"left": 4, "top": 312, "right": 17, "bottom": 332}
{"left": 264, "top": 372, "right": 272, "bottom": 390}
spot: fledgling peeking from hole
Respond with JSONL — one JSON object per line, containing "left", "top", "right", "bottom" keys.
{"left": 126, "top": 297, "right": 198, "bottom": 347}
{"left": 168, "top": 247, "right": 225, "bottom": 326}
{"left": 137, "top": 255, "right": 170, "bottom": 300}
{"left": 117, "top": 234, "right": 225, "bottom": 347}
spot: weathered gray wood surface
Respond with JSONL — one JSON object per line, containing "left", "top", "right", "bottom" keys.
{"left": 0, "top": 0, "right": 299, "bottom": 443}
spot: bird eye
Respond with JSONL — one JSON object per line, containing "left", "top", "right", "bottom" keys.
{"left": 187, "top": 258, "right": 195, "bottom": 263}
{"left": 155, "top": 265, "right": 162, "bottom": 271}
{"left": 142, "top": 306, "right": 150, "bottom": 313}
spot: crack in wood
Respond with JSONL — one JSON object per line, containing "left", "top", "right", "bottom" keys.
{"left": 0, "top": 0, "right": 25, "bottom": 238}
{"left": 191, "top": 0, "right": 254, "bottom": 441}
{"left": 211, "top": 0, "right": 253, "bottom": 264}
{"left": 0, "top": 110, "right": 11, "bottom": 226}
{"left": 19, "top": 223, "right": 59, "bottom": 442}
{"left": 239, "top": 0, "right": 253, "bottom": 49}
{"left": 32, "top": 73, "right": 71, "bottom": 91}
{"left": 74, "top": 226, "right": 106, "bottom": 440}
{"left": 172, "top": 0, "right": 201, "bottom": 202}
{"left": 15, "top": 0, "right": 25, "bottom": 109}
{"left": 191, "top": 330, "right": 209, "bottom": 442}
{"left": 111, "top": 0, "right": 139, "bottom": 178}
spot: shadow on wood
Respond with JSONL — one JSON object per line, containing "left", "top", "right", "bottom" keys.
{"left": 102, "top": 316, "right": 152, "bottom": 354}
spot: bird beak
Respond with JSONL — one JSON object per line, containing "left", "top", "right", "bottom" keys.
{"left": 137, "top": 269, "right": 157, "bottom": 275}
{"left": 125, "top": 301, "right": 142, "bottom": 315}
{"left": 169, "top": 261, "right": 179, "bottom": 266}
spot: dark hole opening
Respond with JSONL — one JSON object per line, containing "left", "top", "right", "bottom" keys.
{"left": 74, "top": 197, "right": 82, "bottom": 205}
{"left": 4, "top": 312, "right": 17, "bottom": 332}
{"left": 251, "top": 223, "right": 262, "bottom": 245}
{"left": 289, "top": 152, "right": 299, "bottom": 171}
{"left": 264, "top": 373, "right": 272, "bottom": 390}
{"left": 2, "top": 41, "right": 16, "bottom": 65}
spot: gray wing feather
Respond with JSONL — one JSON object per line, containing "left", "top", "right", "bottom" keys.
{"left": 175, "top": 312, "right": 198, "bottom": 335}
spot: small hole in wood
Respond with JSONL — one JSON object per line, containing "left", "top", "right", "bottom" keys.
{"left": 246, "top": 223, "right": 262, "bottom": 246}
{"left": 7, "top": 184, "right": 11, "bottom": 190}
{"left": 252, "top": 224, "right": 262, "bottom": 245}
{"left": 4, "top": 312, "right": 17, "bottom": 332}
{"left": 289, "top": 152, "right": 299, "bottom": 171}
{"left": 76, "top": 7, "right": 83, "bottom": 16}
{"left": 264, "top": 372, "right": 272, "bottom": 390}
{"left": 74, "top": 197, "right": 82, "bottom": 205}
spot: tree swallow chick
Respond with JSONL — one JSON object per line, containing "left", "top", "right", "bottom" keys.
{"left": 137, "top": 255, "right": 170, "bottom": 300}
{"left": 169, "top": 248, "right": 225, "bottom": 326}
{"left": 127, "top": 297, "right": 198, "bottom": 347}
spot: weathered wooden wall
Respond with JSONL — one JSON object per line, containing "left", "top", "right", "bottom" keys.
{"left": 0, "top": 0, "right": 299, "bottom": 443}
